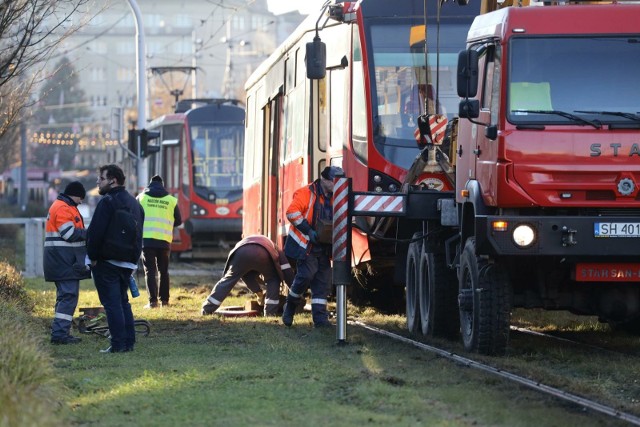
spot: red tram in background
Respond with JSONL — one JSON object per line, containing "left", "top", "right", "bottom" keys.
{"left": 243, "top": 0, "right": 479, "bottom": 291}
{"left": 147, "top": 99, "right": 245, "bottom": 258}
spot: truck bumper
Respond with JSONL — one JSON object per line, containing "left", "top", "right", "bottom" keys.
{"left": 477, "top": 215, "right": 640, "bottom": 257}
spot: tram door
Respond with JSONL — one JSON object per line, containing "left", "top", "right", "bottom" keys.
{"left": 261, "top": 96, "right": 281, "bottom": 244}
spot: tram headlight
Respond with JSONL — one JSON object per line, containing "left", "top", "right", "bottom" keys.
{"left": 512, "top": 224, "right": 536, "bottom": 248}
{"left": 191, "top": 203, "right": 208, "bottom": 216}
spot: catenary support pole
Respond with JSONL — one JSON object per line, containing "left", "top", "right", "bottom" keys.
{"left": 332, "top": 174, "right": 351, "bottom": 344}
{"left": 126, "top": 0, "right": 147, "bottom": 193}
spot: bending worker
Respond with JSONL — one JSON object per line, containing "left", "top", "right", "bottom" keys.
{"left": 201, "top": 235, "right": 294, "bottom": 316}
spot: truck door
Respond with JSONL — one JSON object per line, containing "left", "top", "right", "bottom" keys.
{"left": 475, "top": 43, "right": 501, "bottom": 206}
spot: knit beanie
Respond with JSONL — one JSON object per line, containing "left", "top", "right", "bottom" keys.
{"left": 64, "top": 181, "right": 86, "bottom": 199}
{"left": 321, "top": 166, "right": 344, "bottom": 181}
{"left": 150, "top": 175, "right": 163, "bottom": 185}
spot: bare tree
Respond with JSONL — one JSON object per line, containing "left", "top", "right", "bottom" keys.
{"left": 0, "top": 0, "right": 93, "bottom": 144}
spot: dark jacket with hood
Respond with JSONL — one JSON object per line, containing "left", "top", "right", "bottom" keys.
{"left": 87, "top": 186, "right": 144, "bottom": 264}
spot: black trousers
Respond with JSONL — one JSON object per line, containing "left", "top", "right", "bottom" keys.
{"left": 142, "top": 247, "right": 171, "bottom": 303}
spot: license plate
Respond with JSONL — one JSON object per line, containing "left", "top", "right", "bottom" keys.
{"left": 576, "top": 263, "right": 640, "bottom": 282}
{"left": 594, "top": 222, "right": 640, "bottom": 237}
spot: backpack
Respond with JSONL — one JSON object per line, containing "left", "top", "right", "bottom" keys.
{"left": 101, "top": 194, "right": 140, "bottom": 262}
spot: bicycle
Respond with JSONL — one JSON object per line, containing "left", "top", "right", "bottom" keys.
{"left": 74, "top": 307, "right": 151, "bottom": 338}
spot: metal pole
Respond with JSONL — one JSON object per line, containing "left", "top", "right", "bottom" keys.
{"left": 126, "top": 0, "right": 147, "bottom": 193}
{"left": 19, "top": 119, "right": 27, "bottom": 211}
{"left": 332, "top": 174, "right": 351, "bottom": 344}
{"left": 192, "top": 30, "right": 198, "bottom": 99}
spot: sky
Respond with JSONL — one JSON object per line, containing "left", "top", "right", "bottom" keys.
{"left": 266, "top": 0, "right": 327, "bottom": 15}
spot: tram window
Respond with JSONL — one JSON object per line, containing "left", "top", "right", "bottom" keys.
{"left": 352, "top": 24, "right": 367, "bottom": 164}
{"left": 285, "top": 57, "right": 295, "bottom": 94}
{"left": 330, "top": 68, "right": 346, "bottom": 151}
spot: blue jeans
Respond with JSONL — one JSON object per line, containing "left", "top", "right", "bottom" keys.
{"left": 92, "top": 261, "right": 135, "bottom": 351}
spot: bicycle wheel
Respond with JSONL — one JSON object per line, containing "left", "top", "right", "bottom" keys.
{"left": 134, "top": 320, "right": 151, "bottom": 336}
{"left": 89, "top": 326, "right": 111, "bottom": 338}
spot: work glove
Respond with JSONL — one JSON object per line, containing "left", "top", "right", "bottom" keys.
{"left": 309, "top": 229, "right": 318, "bottom": 244}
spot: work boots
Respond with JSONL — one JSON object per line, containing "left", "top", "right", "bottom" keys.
{"left": 281, "top": 296, "right": 300, "bottom": 326}
{"left": 201, "top": 301, "right": 219, "bottom": 316}
{"left": 312, "top": 303, "right": 331, "bottom": 328}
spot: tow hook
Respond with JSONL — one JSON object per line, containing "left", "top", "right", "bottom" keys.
{"left": 561, "top": 226, "right": 577, "bottom": 246}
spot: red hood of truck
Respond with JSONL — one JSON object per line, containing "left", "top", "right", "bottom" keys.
{"left": 506, "top": 128, "right": 640, "bottom": 207}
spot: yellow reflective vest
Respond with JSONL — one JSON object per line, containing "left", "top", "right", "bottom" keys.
{"left": 137, "top": 193, "right": 178, "bottom": 243}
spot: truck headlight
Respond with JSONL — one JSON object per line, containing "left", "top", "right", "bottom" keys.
{"left": 512, "top": 224, "right": 535, "bottom": 248}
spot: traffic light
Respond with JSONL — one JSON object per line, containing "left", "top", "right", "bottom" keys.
{"left": 128, "top": 129, "right": 139, "bottom": 154}
{"left": 139, "top": 129, "right": 161, "bottom": 158}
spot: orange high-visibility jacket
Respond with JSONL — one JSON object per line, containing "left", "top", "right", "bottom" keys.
{"left": 44, "top": 195, "right": 90, "bottom": 281}
{"left": 284, "top": 180, "right": 329, "bottom": 259}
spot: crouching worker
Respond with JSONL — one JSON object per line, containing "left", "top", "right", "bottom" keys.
{"left": 201, "top": 235, "right": 294, "bottom": 316}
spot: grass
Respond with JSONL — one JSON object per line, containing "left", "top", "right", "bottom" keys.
{"left": 16, "top": 273, "right": 630, "bottom": 427}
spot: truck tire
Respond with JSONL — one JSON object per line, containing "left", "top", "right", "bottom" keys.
{"left": 419, "top": 247, "right": 459, "bottom": 338}
{"left": 458, "top": 238, "right": 510, "bottom": 355}
{"left": 405, "top": 235, "right": 422, "bottom": 334}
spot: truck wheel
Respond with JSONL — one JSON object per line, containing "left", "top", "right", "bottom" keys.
{"left": 419, "top": 247, "right": 459, "bottom": 338}
{"left": 458, "top": 238, "right": 511, "bottom": 355}
{"left": 609, "top": 317, "right": 640, "bottom": 335}
{"left": 405, "top": 235, "right": 422, "bottom": 334}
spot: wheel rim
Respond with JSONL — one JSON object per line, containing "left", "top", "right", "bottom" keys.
{"left": 419, "top": 251, "right": 431, "bottom": 335}
{"left": 460, "top": 263, "right": 474, "bottom": 340}
{"left": 406, "top": 242, "right": 420, "bottom": 333}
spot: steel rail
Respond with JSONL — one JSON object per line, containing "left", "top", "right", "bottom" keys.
{"left": 351, "top": 320, "right": 640, "bottom": 426}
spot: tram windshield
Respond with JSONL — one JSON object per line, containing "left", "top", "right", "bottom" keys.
{"left": 368, "top": 21, "right": 469, "bottom": 170}
{"left": 190, "top": 123, "right": 244, "bottom": 191}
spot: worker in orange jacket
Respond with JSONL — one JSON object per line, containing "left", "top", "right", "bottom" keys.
{"left": 44, "top": 181, "right": 91, "bottom": 344}
{"left": 201, "top": 235, "right": 294, "bottom": 316}
{"left": 281, "top": 166, "right": 343, "bottom": 327}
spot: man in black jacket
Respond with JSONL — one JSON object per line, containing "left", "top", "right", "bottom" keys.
{"left": 87, "top": 164, "right": 144, "bottom": 353}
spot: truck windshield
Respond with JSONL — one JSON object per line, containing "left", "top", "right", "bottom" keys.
{"left": 508, "top": 36, "right": 640, "bottom": 125}
{"left": 369, "top": 21, "right": 470, "bottom": 170}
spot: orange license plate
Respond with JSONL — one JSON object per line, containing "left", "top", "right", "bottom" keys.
{"left": 576, "top": 263, "right": 640, "bottom": 282}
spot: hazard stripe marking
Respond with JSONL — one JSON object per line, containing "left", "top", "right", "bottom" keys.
{"left": 353, "top": 195, "right": 404, "bottom": 214}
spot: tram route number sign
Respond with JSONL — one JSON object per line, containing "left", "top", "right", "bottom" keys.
{"left": 594, "top": 222, "right": 640, "bottom": 238}
{"left": 576, "top": 263, "right": 640, "bottom": 282}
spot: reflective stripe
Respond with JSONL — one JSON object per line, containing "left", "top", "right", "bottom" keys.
{"left": 54, "top": 312, "right": 74, "bottom": 321}
{"left": 311, "top": 298, "right": 327, "bottom": 305}
{"left": 142, "top": 225, "right": 173, "bottom": 240}
{"left": 144, "top": 216, "right": 174, "bottom": 226}
{"left": 58, "top": 221, "right": 76, "bottom": 239}
{"left": 208, "top": 296, "right": 222, "bottom": 305}
{"left": 287, "top": 211, "right": 304, "bottom": 226}
{"left": 289, "top": 290, "right": 302, "bottom": 298}
{"left": 138, "top": 194, "right": 178, "bottom": 243}
{"left": 280, "top": 263, "right": 291, "bottom": 270}
{"left": 265, "top": 298, "right": 280, "bottom": 305}
{"left": 288, "top": 230, "right": 308, "bottom": 248}
{"left": 44, "top": 241, "right": 86, "bottom": 247}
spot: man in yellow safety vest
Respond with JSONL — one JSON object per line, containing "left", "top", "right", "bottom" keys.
{"left": 137, "top": 175, "right": 182, "bottom": 308}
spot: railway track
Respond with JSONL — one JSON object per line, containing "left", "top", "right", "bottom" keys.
{"left": 350, "top": 319, "right": 640, "bottom": 426}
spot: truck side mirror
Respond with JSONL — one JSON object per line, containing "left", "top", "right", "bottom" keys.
{"left": 459, "top": 99, "right": 480, "bottom": 119}
{"left": 306, "top": 36, "right": 326, "bottom": 80}
{"left": 457, "top": 49, "right": 479, "bottom": 98}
